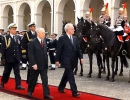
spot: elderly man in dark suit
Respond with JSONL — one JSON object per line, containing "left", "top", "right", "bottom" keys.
{"left": 0, "top": 23, "right": 25, "bottom": 90}
{"left": 55, "top": 23, "right": 84, "bottom": 97}
{"left": 28, "top": 28, "right": 53, "bottom": 100}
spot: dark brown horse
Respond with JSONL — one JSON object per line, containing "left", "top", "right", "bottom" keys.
{"left": 77, "top": 17, "right": 104, "bottom": 78}
{"left": 91, "top": 23, "right": 129, "bottom": 82}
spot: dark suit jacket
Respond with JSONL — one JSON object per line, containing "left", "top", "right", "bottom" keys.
{"left": 48, "top": 39, "right": 58, "bottom": 50}
{"left": 1, "top": 34, "right": 21, "bottom": 62}
{"left": 21, "top": 31, "right": 36, "bottom": 50}
{"left": 55, "top": 34, "right": 83, "bottom": 69}
{"left": 28, "top": 38, "right": 48, "bottom": 70}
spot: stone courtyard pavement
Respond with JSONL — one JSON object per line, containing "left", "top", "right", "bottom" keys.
{"left": 0, "top": 54, "right": 130, "bottom": 100}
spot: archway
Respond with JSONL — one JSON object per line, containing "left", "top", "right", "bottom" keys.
{"left": 36, "top": 0, "right": 51, "bottom": 35}
{"left": 18, "top": 3, "right": 31, "bottom": 31}
{"left": 56, "top": 0, "right": 75, "bottom": 35}
{"left": 2, "top": 5, "right": 13, "bottom": 31}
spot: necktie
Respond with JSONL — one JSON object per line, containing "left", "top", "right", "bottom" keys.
{"left": 70, "top": 36, "right": 73, "bottom": 45}
{"left": 13, "top": 36, "right": 16, "bottom": 42}
{"left": 41, "top": 40, "right": 44, "bottom": 47}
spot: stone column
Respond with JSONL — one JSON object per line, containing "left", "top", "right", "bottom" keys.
{"left": 30, "top": 1, "right": 35, "bottom": 22}
{"left": 55, "top": 11, "right": 64, "bottom": 36}
{"left": 1, "top": 16, "right": 8, "bottom": 31}
{"left": 16, "top": 15, "right": 24, "bottom": 32}
{"left": 35, "top": 13, "right": 43, "bottom": 28}
{"left": 80, "top": 9, "right": 87, "bottom": 19}
{"left": 111, "top": 7, "right": 119, "bottom": 26}
{"left": 75, "top": 0, "right": 81, "bottom": 24}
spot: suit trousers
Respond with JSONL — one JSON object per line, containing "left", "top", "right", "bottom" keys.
{"left": 28, "top": 69, "right": 50, "bottom": 96}
{"left": 1, "top": 61, "right": 21, "bottom": 86}
{"left": 58, "top": 65, "right": 77, "bottom": 94}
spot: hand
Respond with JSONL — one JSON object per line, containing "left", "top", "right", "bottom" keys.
{"left": 1, "top": 59, "right": 5, "bottom": 65}
{"left": 33, "top": 65, "right": 38, "bottom": 70}
{"left": 55, "top": 61, "right": 60, "bottom": 67}
{"left": 80, "top": 59, "right": 84, "bottom": 65}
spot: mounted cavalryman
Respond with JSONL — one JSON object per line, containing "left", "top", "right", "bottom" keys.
{"left": 99, "top": 3, "right": 111, "bottom": 27}
{"left": 85, "top": 8, "right": 93, "bottom": 24}
{"left": 114, "top": 3, "right": 130, "bottom": 55}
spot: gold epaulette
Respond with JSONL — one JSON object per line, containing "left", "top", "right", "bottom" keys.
{"left": 4, "top": 36, "right": 11, "bottom": 49}
{"left": 25, "top": 32, "right": 31, "bottom": 41}
{"left": 22, "top": 50, "right": 26, "bottom": 53}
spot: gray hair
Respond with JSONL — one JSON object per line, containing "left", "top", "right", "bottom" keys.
{"left": 64, "top": 23, "right": 74, "bottom": 32}
{"left": 36, "top": 28, "right": 45, "bottom": 33}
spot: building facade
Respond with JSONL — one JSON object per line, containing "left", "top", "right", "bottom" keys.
{"left": 0, "top": 0, "right": 129, "bottom": 36}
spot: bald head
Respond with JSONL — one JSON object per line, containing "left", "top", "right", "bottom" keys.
{"left": 36, "top": 28, "right": 45, "bottom": 39}
{"left": 64, "top": 23, "right": 74, "bottom": 35}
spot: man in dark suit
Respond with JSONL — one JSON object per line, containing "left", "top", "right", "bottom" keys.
{"left": 0, "top": 23, "right": 25, "bottom": 90}
{"left": 55, "top": 23, "right": 84, "bottom": 97}
{"left": 21, "top": 22, "right": 37, "bottom": 84}
{"left": 28, "top": 28, "right": 53, "bottom": 100}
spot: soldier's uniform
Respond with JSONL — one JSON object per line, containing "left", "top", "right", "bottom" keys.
{"left": 21, "top": 22, "right": 37, "bottom": 83}
{"left": 99, "top": 3, "right": 111, "bottom": 27}
{"left": 0, "top": 23, "right": 25, "bottom": 90}
{"left": 19, "top": 30, "right": 27, "bottom": 70}
{"left": 113, "top": 3, "right": 130, "bottom": 55}
{"left": 48, "top": 33, "right": 58, "bottom": 70}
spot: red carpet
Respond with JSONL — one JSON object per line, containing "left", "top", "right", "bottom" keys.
{"left": 0, "top": 77, "right": 118, "bottom": 100}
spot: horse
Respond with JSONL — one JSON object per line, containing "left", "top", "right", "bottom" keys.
{"left": 62, "top": 21, "right": 88, "bottom": 76}
{"left": 77, "top": 17, "right": 104, "bottom": 78}
{"left": 91, "top": 23, "right": 129, "bottom": 82}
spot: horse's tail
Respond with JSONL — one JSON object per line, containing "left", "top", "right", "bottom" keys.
{"left": 122, "top": 56, "right": 129, "bottom": 68}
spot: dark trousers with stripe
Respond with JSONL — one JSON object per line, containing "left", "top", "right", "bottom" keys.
{"left": 49, "top": 50, "right": 55, "bottom": 64}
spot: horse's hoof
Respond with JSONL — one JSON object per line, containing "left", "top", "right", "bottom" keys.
{"left": 87, "top": 74, "right": 91, "bottom": 78}
{"left": 73, "top": 72, "right": 77, "bottom": 75}
{"left": 102, "top": 71, "right": 106, "bottom": 74}
{"left": 79, "top": 73, "right": 83, "bottom": 76}
{"left": 96, "top": 75, "right": 101, "bottom": 78}
{"left": 109, "top": 79, "right": 115, "bottom": 82}
{"left": 119, "top": 73, "right": 123, "bottom": 76}
{"left": 104, "top": 77, "right": 109, "bottom": 81}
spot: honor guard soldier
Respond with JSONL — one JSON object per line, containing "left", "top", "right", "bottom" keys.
{"left": 21, "top": 22, "right": 37, "bottom": 84}
{"left": 114, "top": 3, "right": 130, "bottom": 55}
{"left": 85, "top": 8, "right": 93, "bottom": 24}
{"left": 48, "top": 33, "right": 58, "bottom": 70}
{"left": 0, "top": 23, "right": 25, "bottom": 90}
{"left": 20, "top": 30, "right": 27, "bottom": 70}
{"left": 99, "top": 3, "right": 111, "bottom": 26}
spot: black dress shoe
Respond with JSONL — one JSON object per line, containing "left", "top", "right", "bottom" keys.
{"left": 15, "top": 85, "right": 25, "bottom": 90}
{"left": 58, "top": 88, "right": 65, "bottom": 93}
{"left": 20, "top": 67, "right": 26, "bottom": 70}
{"left": 0, "top": 82, "right": 4, "bottom": 88}
{"left": 28, "top": 92, "right": 32, "bottom": 97}
{"left": 49, "top": 67, "right": 55, "bottom": 70}
{"left": 44, "top": 95, "right": 53, "bottom": 100}
{"left": 72, "top": 93, "right": 81, "bottom": 97}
